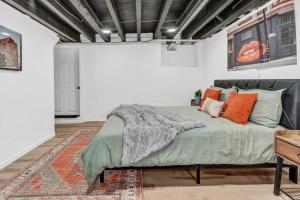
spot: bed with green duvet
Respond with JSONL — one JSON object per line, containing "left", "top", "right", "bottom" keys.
{"left": 82, "top": 106, "right": 285, "bottom": 182}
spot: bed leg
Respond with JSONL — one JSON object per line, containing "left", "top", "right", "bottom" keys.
{"left": 100, "top": 171, "right": 104, "bottom": 183}
{"left": 196, "top": 165, "right": 200, "bottom": 184}
{"left": 289, "top": 166, "right": 298, "bottom": 184}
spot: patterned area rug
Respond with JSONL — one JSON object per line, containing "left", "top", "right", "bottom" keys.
{"left": 0, "top": 128, "right": 143, "bottom": 200}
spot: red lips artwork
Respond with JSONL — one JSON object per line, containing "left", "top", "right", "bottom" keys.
{"left": 237, "top": 41, "right": 267, "bottom": 64}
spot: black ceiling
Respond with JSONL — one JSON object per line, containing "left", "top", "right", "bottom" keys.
{"left": 3, "top": 0, "right": 271, "bottom": 42}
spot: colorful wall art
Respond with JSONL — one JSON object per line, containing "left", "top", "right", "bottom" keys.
{"left": 227, "top": 0, "right": 297, "bottom": 70}
{"left": 0, "top": 25, "right": 22, "bottom": 71}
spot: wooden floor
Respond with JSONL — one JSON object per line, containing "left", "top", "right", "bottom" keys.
{"left": 0, "top": 122, "right": 297, "bottom": 200}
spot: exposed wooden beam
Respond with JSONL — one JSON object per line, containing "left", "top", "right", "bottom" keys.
{"left": 135, "top": 0, "right": 141, "bottom": 41}
{"left": 182, "top": 0, "right": 235, "bottom": 39}
{"left": 104, "top": 0, "right": 125, "bottom": 41}
{"left": 2, "top": 0, "right": 80, "bottom": 42}
{"left": 216, "top": 15, "right": 224, "bottom": 22}
{"left": 39, "top": 0, "right": 95, "bottom": 42}
{"left": 68, "top": 0, "right": 109, "bottom": 42}
{"left": 195, "top": 0, "right": 270, "bottom": 39}
{"left": 171, "top": 0, "right": 211, "bottom": 39}
{"left": 154, "top": 0, "right": 173, "bottom": 39}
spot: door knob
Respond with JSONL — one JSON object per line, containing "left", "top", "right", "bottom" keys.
{"left": 77, "top": 86, "right": 80, "bottom": 90}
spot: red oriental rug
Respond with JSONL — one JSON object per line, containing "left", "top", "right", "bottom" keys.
{"left": 0, "top": 128, "right": 143, "bottom": 200}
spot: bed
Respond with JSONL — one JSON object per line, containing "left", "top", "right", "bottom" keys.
{"left": 82, "top": 79, "right": 300, "bottom": 184}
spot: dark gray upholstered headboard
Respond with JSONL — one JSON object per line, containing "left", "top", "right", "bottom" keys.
{"left": 214, "top": 79, "right": 300, "bottom": 130}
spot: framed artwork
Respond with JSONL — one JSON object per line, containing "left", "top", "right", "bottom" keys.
{"left": 0, "top": 25, "right": 22, "bottom": 71}
{"left": 227, "top": 0, "right": 297, "bottom": 70}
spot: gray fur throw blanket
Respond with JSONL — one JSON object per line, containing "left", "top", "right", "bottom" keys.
{"left": 108, "top": 104, "right": 205, "bottom": 166}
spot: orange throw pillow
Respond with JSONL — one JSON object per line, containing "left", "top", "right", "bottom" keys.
{"left": 221, "top": 93, "right": 257, "bottom": 125}
{"left": 200, "top": 89, "right": 222, "bottom": 108}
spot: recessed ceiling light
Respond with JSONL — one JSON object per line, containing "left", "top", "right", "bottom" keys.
{"left": 166, "top": 28, "right": 176, "bottom": 33}
{"left": 2, "top": 32, "right": 10, "bottom": 36}
{"left": 102, "top": 29, "right": 111, "bottom": 34}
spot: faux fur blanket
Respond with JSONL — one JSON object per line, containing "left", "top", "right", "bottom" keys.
{"left": 108, "top": 104, "right": 205, "bottom": 166}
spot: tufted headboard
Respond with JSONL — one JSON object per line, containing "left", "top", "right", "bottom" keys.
{"left": 214, "top": 79, "right": 300, "bottom": 130}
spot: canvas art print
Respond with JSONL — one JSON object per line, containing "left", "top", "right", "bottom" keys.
{"left": 0, "top": 25, "right": 22, "bottom": 71}
{"left": 227, "top": 0, "right": 297, "bottom": 70}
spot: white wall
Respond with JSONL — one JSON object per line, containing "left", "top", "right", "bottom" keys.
{"left": 0, "top": 1, "right": 58, "bottom": 168}
{"left": 56, "top": 42, "right": 205, "bottom": 121}
{"left": 55, "top": 1, "right": 300, "bottom": 123}
{"left": 201, "top": 0, "right": 300, "bottom": 87}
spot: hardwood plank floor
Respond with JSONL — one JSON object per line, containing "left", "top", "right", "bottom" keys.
{"left": 0, "top": 121, "right": 297, "bottom": 200}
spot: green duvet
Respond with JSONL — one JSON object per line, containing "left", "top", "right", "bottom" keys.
{"left": 82, "top": 106, "right": 284, "bottom": 180}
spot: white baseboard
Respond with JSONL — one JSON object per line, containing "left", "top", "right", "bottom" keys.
{"left": 55, "top": 118, "right": 85, "bottom": 124}
{"left": 55, "top": 117, "right": 106, "bottom": 124}
{"left": 0, "top": 133, "right": 55, "bottom": 170}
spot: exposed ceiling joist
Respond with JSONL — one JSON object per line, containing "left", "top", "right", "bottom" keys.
{"left": 68, "top": 0, "right": 110, "bottom": 42}
{"left": 39, "top": 0, "right": 95, "bottom": 42}
{"left": 135, "top": 0, "right": 141, "bottom": 41}
{"left": 154, "top": 0, "right": 173, "bottom": 39}
{"left": 2, "top": 0, "right": 80, "bottom": 42}
{"left": 195, "top": 0, "right": 270, "bottom": 39}
{"left": 4, "top": 0, "right": 272, "bottom": 43}
{"left": 104, "top": 0, "right": 125, "bottom": 42}
{"left": 182, "top": 0, "right": 235, "bottom": 39}
{"left": 171, "top": 0, "right": 211, "bottom": 39}
{"left": 216, "top": 15, "right": 224, "bottom": 22}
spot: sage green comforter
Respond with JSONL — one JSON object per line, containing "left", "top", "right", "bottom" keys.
{"left": 82, "top": 106, "right": 284, "bottom": 181}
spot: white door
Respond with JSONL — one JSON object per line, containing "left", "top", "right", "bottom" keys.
{"left": 54, "top": 47, "right": 80, "bottom": 117}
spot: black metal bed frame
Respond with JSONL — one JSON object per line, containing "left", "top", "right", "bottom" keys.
{"left": 100, "top": 163, "right": 298, "bottom": 185}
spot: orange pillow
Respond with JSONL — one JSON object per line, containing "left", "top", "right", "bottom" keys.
{"left": 221, "top": 93, "right": 257, "bottom": 125}
{"left": 200, "top": 89, "right": 222, "bottom": 108}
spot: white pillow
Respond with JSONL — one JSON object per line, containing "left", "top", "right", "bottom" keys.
{"left": 201, "top": 97, "right": 224, "bottom": 117}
